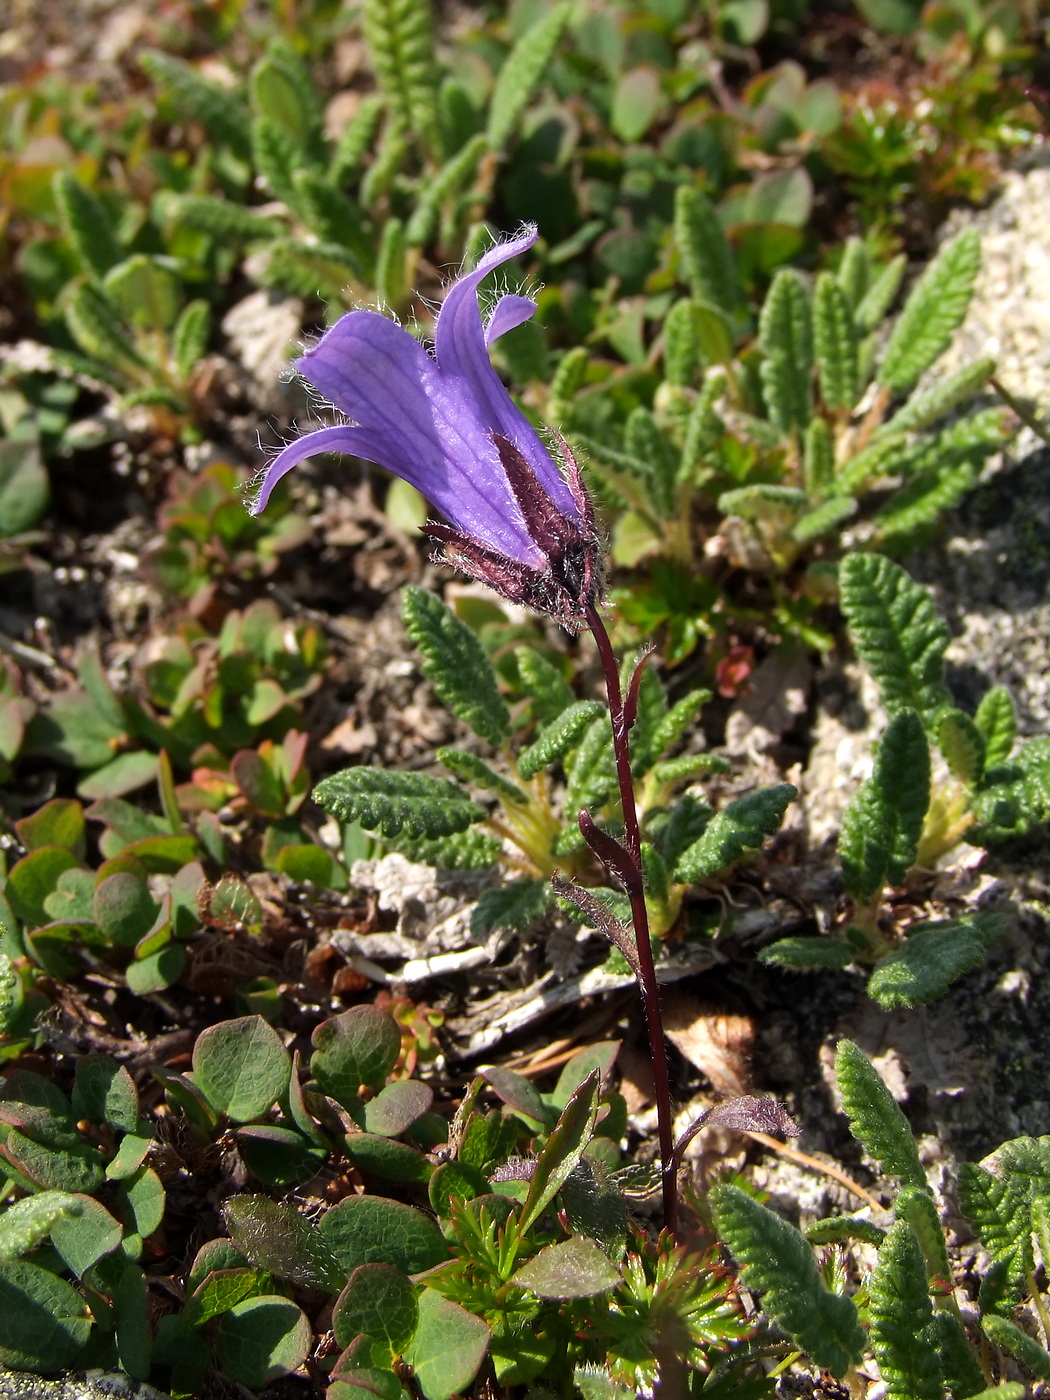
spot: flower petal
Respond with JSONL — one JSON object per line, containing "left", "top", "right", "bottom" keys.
{"left": 282, "top": 312, "right": 543, "bottom": 563}
{"left": 485, "top": 294, "right": 537, "bottom": 347}
{"left": 434, "top": 227, "right": 583, "bottom": 524}
{"left": 250, "top": 424, "right": 363, "bottom": 514}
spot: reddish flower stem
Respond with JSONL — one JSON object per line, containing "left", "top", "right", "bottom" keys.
{"left": 584, "top": 603, "right": 678, "bottom": 1236}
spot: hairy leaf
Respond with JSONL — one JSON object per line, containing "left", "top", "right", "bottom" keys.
{"left": 437, "top": 748, "right": 526, "bottom": 804}
{"left": 868, "top": 1221, "right": 941, "bottom": 1400}
{"left": 362, "top": 0, "right": 439, "bottom": 143}
{"left": 835, "top": 1039, "right": 926, "bottom": 1188}
{"left": 982, "top": 1316, "right": 1050, "bottom": 1380}
{"left": 486, "top": 3, "right": 571, "bottom": 150}
{"left": 883, "top": 357, "right": 995, "bottom": 436}
{"left": 937, "top": 708, "right": 986, "bottom": 785}
{"left": 759, "top": 270, "right": 813, "bottom": 433}
{"left": 839, "top": 553, "right": 950, "bottom": 723}
{"left": 813, "top": 272, "right": 859, "bottom": 411}
{"left": 869, "top": 916, "right": 1001, "bottom": 1008}
{"left": 839, "top": 708, "right": 930, "bottom": 901}
{"left": 518, "top": 701, "right": 605, "bottom": 780}
{"left": 674, "top": 187, "right": 741, "bottom": 318}
{"left": 974, "top": 687, "right": 1016, "bottom": 769}
{"left": 139, "top": 50, "right": 252, "bottom": 159}
{"left": 879, "top": 229, "right": 981, "bottom": 393}
{"left": 314, "top": 769, "right": 481, "bottom": 840}
{"left": 712, "top": 1183, "right": 865, "bottom": 1377}
{"left": 403, "top": 587, "right": 509, "bottom": 746}
{"left": 673, "top": 784, "right": 796, "bottom": 883}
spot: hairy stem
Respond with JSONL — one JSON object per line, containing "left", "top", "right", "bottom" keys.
{"left": 585, "top": 603, "right": 677, "bottom": 1235}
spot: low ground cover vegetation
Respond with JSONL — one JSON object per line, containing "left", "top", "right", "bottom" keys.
{"left": 0, "top": 0, "right": 1047, "bottom": 1396}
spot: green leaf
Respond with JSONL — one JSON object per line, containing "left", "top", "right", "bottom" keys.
{"left": 803, "top": 1214, "right": 886, "bottom": 1246}
{"left": 856, "top": 253, "right": 907, "bottom": 333}
{"left": 361, "top": 1080, "right": 433, "bottom": 1138}
{"left": 72, "top": 1055, "right": 139, "bottom": 1132}
{"left": 511, "top": 1235, "right": 620, "bottom": 1298}
{"left": 936, "top": 708, "right": 986, "bottom": 785}
{"left": 118, "top": 1165, "right": 166, "bottom": 1240}
{"left": 958, "top": 1162, "right": 1031, "bottom": 1313}
{"left": 401, "top": 587, "right": 509, "bottom": 745}
{"left": 839, "top": 708, "right": 930, "bottom": 901}
{"left": 869, "top": 916, "right": 1001, "bottom": 1008}
{"left": 104, "top": 255, "right": 181, "bottom": 332}
{"left": 318, "top": 1196, "right": 449, "bottom": 1276}
{"left": 52, "top": 171, "right": 120, "bottom": 279}
{"left": 344, "top": 1132, "right": 432, "bottom": 1184}
{"left": 139, "top": 49, "right": 251, "bottom": 159}
{"left": 759, "top": 937, "right": 853, "bottom": 969}
{"left": 50, "top": 1193, "right": 122, "bottom": 1277}
{"left": 712, "top": 1183, "right": 865, "bottom": 1378}
{"left": 176, "top": 193, "right": 284, "bottom": 241}
{"left": 759, "top": 269, "right": 813, "bottom": 433}
{"left": 251, "top": 115, "right": 299, "bottom": 206}
{"left": 375, "top": 216, "right": 407, "bottom": 312}
{"left": 0, "top": 1192, "right": 82, "bottom": 1261}
{"left": 520, "top": 1071, "right": 601, "bottom": 1235}
{"left": 519, "top": 701, "right": 605, "bottom": 781}
{"left": 333, "top": 1263, "right": 418, "bottom": 1353}
{"left": 839, "top": 553, "right": 950, "bottom": 724}
{"left": 6, "top": 845, "right": 82, "bottom": 929}
{"left": 883, "top": 357, "right": 995, "bottom": 436}
{"left": 486, "top": 3, "right": 570, "bottom": 150}
{"left": 62, "top": 281, "right": 147, "bottom": 375}
{"left": 982, "top": 1316, "right": 1050, "bottom": 1381}
{"left": 803, "top": 415, "right": 835, "bottom": 498}
{"left": 183, "top": 1268, "right": 265, "bottom": 1327}
{"left": 330, "top": 94, "right": 385, "bottom": 183}
{"left": 674, "top": 186, "right": 741, "bottom": 318}
{"left": 792, "top": 494, "right": 857, "bottom": 543}
{"left": 215, "top": 1295, "right": 311, "bottom": 1388}
{"left": 172, "top": 299, "right": 211, "bottom": 383}
{"left": 93, "top": 869, "right": 160, "bottom": 946}
{"left": 314, "top": 768, "right": 481, "bottom": 841}
{"left": 191, "top": 1015, "right": 291, "bottom": 1122}
{"left": 403, "top": 1288, "right": 490, "bottom": 1400}
{"left": 406, "top": 134, "right": 487, "bottom": 247}
{"left": 114, "top": 1261, "right": 152, "bottom": 1380}
{"left": 927, "top": 1310, "right": 987, "bottom": 1400}
{"left": 471, "top": 878, "right": 549, "bottom": 938}
{"left": 894, "top": 1184, "right": 951, "bottom": 1288}
{"left": 0, "top": 1260, "right": 92, "bottom": 1370}
{"left": 611, "top": 66, "right": 663, "bottom": 143}
{"left": 564, "top": 713, "right": 616, "bottom": 814}
{"left": 362, "top": 0, "right": 439, "bottom": 143}
{"left": 834, "top": 1039, "right": 926, "bottom": 1188}
{"left": 223, "top": 1195, "right": 347, "bottom": 1292}
{"left": 0, "top": 439, "right": 49, "bottom": 537}
{"left": 813, "top": 272, "right": 859, "bottom": 412}
{"left": 437, "top": 748, "right": 526, "bottom": 804}
{"left": 673, "top": 783, "right": 796, "bottom": 883}
{"left": 480, "top": 1065, "right": 550, "bottom": 1127}
{"left": 868, "top": 1221, "right": 941, "bottom": 1400}
{"left": 974, "top": 687, "right": 1016, "bottom": 769}
{"left": 879, "top": 228, "right": 982, "bottom": 394}
{"left": 311, "top": 1005, "right": 402, "bottom": 1102}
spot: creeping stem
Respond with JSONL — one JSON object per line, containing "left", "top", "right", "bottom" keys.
{"left": 584, "top": 604, "right": 677, "bottom": 1236}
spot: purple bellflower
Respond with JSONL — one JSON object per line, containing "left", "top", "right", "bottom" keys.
{"left": 251, "top": 226, "right": 602, "bottom": 625}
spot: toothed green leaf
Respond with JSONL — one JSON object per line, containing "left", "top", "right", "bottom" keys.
{"left": 894, "top": 1185, "right": 951, "bottom": 1288}
{"left": 869, "top": 915, "right": 1001, "bottom": 1009}
{"left": 139, "top": 49, "right": 252, "bottom": 160}
{"left": 518, "top": 701, "right": 605, "bottom": 781}
{"left": 982, "top": 1316, "right": 1050, "bottom": 1380}
{"left": 673, "top": 784, "right": 796, "bottom": 883}
{"left": 674, "top": 187, "right": 741, "bottom": 318}
{"left": 515, "top": 647, "right": 576, "bottom": 728}
{"left": 172, "top": 300, "right": 211, "bottom": 384}
{"left": 974, "top": 687, "right": 1016, "bottom": 769}
{"left": 759, "top": 269, "right": 813, "bottom": 433}
{"left": 883, "top": 357, "right": 995, "bottom": 436}
{"left": 362, "top": 0, "right": 440, "bottom": 144}
{"left": 839, "top": 708, "right": 930, "bottom": 901}
{"left": 403, "top": 587, "right": 509, "bottom": 746}
{"left": 835, "top": 1039, "right": 926, "bottom": 1188}
{"left": 868, "top": 1221, "right": 941, "bottom": 1400}
{"left": 712, "top": 1183, "right": 865, "bottom": 1378}
{"left": 314, "top": 769, "right": 482, "bottom": 841}
{"left": 814, "top": 272, "right": 859, "bottom": 411}
{"left": 487, "top": 3, "right": 571, "bottom": 150}
{"left": 437, "top": 748, "right": 526, "bottom": 804}
{"left": 937, "top": 708, "right": 986, "bottom": 785}
{"left": 52, "top": 172, "right": 120, "bottom": 280}
{"left": 839, "top": 553, "right": 950, "bottom": 724}
{"left": 879, "top": 229, "right": 981, "bottom": 393}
